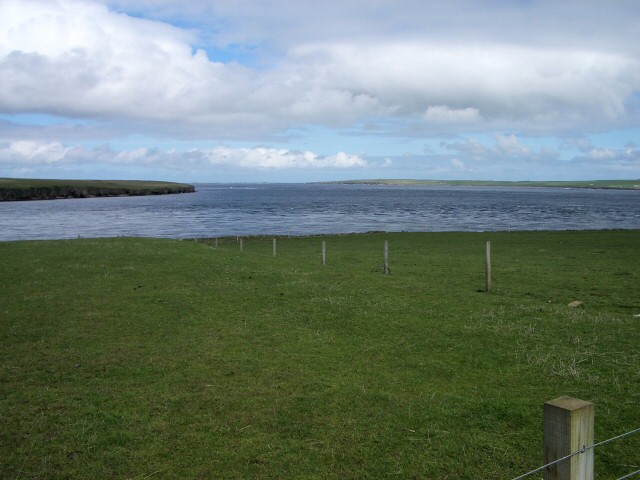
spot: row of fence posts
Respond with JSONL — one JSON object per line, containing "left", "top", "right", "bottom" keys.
{"left": 213, "top": 238, "right": 639, "bottom": 477}
{"left": 221, "top": 237, "right": 494, "bottom": 291}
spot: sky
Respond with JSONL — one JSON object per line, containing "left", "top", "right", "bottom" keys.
{"left": 1, "top": 0, "right": 639, "bottom": 183}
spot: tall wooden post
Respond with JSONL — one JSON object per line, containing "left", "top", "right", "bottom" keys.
{"left": 322, "top": 240, "right": 326, "bottom": 266}
{"left": 485, "top": 241, "right": 492, "bottom": 292}
{"left": 273, "top": 238, "right": 277, "bottom": 257}
{"left": 543, "top": 396, "right": 594, "bottom": 480}
{"left": 383, "top": 240, "right": 389, "bottom": 274}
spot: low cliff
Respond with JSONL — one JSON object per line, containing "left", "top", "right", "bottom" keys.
{"left": 0, "top": 178, "right": 196, "bottom": 201}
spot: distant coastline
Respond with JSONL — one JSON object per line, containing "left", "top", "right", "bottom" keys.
{"left": 322, "top": 179, "right": 640, "bottom": 190}
{"left": 0, "top": 178, "right": 195, "bottom": 201}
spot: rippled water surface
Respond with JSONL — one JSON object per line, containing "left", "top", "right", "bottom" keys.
{"left": 1, "top": 183, "right": 639, "bottom": 241}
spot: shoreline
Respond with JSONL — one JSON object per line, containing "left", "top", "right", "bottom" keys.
{"left": 4, "top": 228, "right": 640, "bottom": 244}
{"left": 320, "top": 179, "right": 640, "bottom": 190}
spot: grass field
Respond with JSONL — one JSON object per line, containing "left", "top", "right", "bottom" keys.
{"left": 1, "top": 231, "right": 638, "bottom": 479}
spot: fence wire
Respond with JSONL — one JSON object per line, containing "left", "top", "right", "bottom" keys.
{"left": 511, "top": 427, "right": 640, "bottom": 480}
{"left": 616, "top": 468, "right": 640, "bottom": 480}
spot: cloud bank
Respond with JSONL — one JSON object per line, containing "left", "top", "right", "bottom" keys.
{"left": 2, "top": 0, "right": 638, "bottom": 134}
{"left": 0, "top": 141, "right": 367, "bottom": 172}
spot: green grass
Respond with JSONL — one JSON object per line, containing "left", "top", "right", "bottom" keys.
{"left": 1, "top": 231, "right": 638, "bottom": 479}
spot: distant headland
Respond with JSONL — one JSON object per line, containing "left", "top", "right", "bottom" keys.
{"left": 0, "top": 178, "right": 195, "bottom": 201}
{"left": 322, "top": 179, "right": 640, "bottom": 190}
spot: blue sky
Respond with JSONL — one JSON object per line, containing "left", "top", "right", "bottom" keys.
{"left": 1, "top": 0, "right": 639, "bottom": 183}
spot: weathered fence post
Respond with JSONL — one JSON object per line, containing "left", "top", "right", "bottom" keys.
{"left": 273, "top": 238, "right": 277, "bottom": 257}
{"left": 485, "top": 240, "right": 492, "bottom": 292}
{"left": 240, "top": 238, "right": 243, "bottom": 252}
{"left": 322, "top": 240, "right": 326, "bottom": 266}
{"left": 543, "top": 396, "right": 594, "bottom": 480}
{"left": 383, "top": 240, "right": 389, "bottom": 274}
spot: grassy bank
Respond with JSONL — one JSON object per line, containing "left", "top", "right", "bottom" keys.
{"left": 0, "top": 178, "right": 195, "bottom": 201}
{"left": 328, "top": 179, "right": 640, "bottom": 190}
{"left": 1, "top": 231, "right": 638, "bottom": 478}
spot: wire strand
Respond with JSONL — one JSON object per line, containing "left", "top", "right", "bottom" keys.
{"left": 616, "top": 469, "right": 640, "bottom": 480}
{"left": 510, "top": 445, "right": 589, "bottom": 480}
{"left": 510, "top": 427, "right": 640, "bottom": 480}
{"left": 591, "top": 427, "right": 640, "bottom": 450}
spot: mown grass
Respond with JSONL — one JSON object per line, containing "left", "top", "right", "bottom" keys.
{"left": 1, "top": 231, "right": 638, "bottom": 479}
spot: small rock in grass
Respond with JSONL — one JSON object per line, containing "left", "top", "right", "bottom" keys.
{"left": 568, "top": 300, "right": 583, "bottom": 308}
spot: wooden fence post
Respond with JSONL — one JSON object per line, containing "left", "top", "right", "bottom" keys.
{"left": 273, "top": 238, "right": 277, "bottom": 257}
{"left": 485, "top": 241, "right": 492, "bottom": 292}
{"left": 383, "top": 240, "right": 389, "bottom": 274}
{"left": 322, "top": 240, "right": 326, "bottom": 266}
{"left": 240, "top": 238, "right": 243, "bottom": 252}
{"left": 544, "top": 396, "right": 594, "bottom": 480}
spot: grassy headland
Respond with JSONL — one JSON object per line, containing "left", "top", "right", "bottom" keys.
{"left": 326, "top": 179, "right": 640, "bottom": 190}
{"left": 1, "top": 231, "right": 638, "bottom": 478}
{"left": 0, "top": 178, "right": 195, "bottom": 201}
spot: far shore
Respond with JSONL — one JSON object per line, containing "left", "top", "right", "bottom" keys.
{"left": 321, "top": 179, "right": 640, "bottom": 190}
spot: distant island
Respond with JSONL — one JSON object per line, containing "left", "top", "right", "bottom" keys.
{"left": 0, "top": 178, "right": 196, "bottom": 201}
{"left": 323, "top": 179, "right": 640, "bottom": 190}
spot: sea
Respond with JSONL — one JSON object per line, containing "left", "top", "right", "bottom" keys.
{"left": 0, "top": 183, "right": 639, "bottom": 241}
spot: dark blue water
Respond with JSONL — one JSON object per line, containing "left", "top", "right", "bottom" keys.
{"left": 0, "top": 183, "right": 638, "bottom": 241}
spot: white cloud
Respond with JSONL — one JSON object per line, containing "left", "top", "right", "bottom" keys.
{"left": 0, "top": 140, "right": 76, "bottom": 164}
{"left": 585, "top": 146, "right": 639, "bottom": 163}
{"left": 291, "top": 42, "right": 639, "bottom": 128}
{"left": 106, "top": 0, "right": 640, "bottom": 59}
{"left": 0, "top": 0, "right": 387, "bottom": 134}
{"left": 1, "top": 0, "right": 639, "bottom": 138}
{"left": 0, "top": 0, "right": 255, "bottom": 122}
{"left": 561, "top": 138, "right": 639, "bottom": 164}
{"left": 430, "top": 133, "right": 640, "bottom": 179}
{"left": 441, "top": 134, "right": 558, "bottom": 164}
{"left": 0, "top": 141, "right": 367, "bottom": 171}
{"left": 424, "top": 106, "right": 482, "bottom": 124}
{"left": 201, "top": 147, "right": 367, "bottom": 169}
{"left": 494, "top": 134, "right": 533, "bottom": 157}
{"left": 441, "top": 138, "right": 487, "bottom": 159}
{"left": 586, "top": 148, "right": 617, "bottom": 161}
